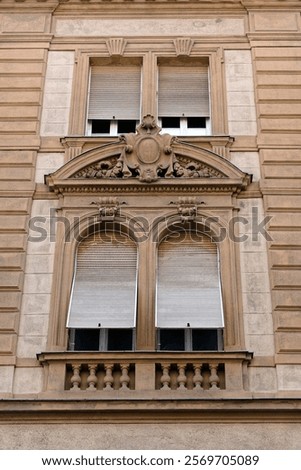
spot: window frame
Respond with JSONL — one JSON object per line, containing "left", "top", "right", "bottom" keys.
{"left": 68, "top": 46, "right": 227, "bottom": 136}
{"left": 67, "top": 229, "right": 139, "bottom": 331}
{"left": 68, "top": 328, "right": 135, "bottom": 352}
{"left": 86, "top": 57, "right": 143, "bottom": 137}
{"left": 155, "top": 228, "right": 224, "bottom": 330}
{"left": 66, "top": 227, "right": 138, "bottom": 352}
{"left": 157, "top": 328, "right": 224, "bottom": 352}
{"left": 157, "top": 57, "right": 212, "bottom": 136}
{"left": 48, "top": 207, "right": 245, "bottom": 353}
{"left": 66, "top": 223, "right": 225, "bottom": 353}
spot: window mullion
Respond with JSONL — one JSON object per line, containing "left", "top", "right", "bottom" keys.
{"left": 68, "top": 329, "right": 76, "bottom": 351}
{"left": 99, "top": 329, "right": 107, "bottom": 351}
{"left": 136, "top": 238, "right": 156, "bottom": 350}
{"left": 142, "top": 52, "right": 157, "bottom": 119}
{"left": 180, "top": 117, "right": 187, "bottom": 134}
{"left": 110, "top": 120, "right": 118, "bottom": 136}
{"left": 185, "top": 328, "right": 193, "bottom": 351}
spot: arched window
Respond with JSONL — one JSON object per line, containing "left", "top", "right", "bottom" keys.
{"left": 67, "top": 231, "right": 137, "bottom": 351}
{"left": 156, "top": 230, "right": 224, "bottom": 351}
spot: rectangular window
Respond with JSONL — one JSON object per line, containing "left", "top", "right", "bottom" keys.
{"left": 67, "top": 232, "right": 137, "bottom": 351}
{"left": 156, "top": 232, "right": 223, "bottom": 329}
{"left": 69, "top": 328, "right": 134, "bottom": 351}
{"left": 87, "top": 59, "right": 142, "bottom": 136}
{"left": 156, "top": 231, "right": 223, "bottom": 351}
{"left": 67, "top": 232, "right": 137, "bottom": 329}
{"left": 158, "top": 58, "right": 211, "bottom": 136}
{"left": 158, "top": 328, "right": 223, "bottom": 351}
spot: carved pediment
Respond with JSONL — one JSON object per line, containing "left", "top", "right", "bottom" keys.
{"left": 72, "top": 115, "right": 226, "bottom": 183}
{"left": 46, "top": 115, "right": 251, "bottom": 194}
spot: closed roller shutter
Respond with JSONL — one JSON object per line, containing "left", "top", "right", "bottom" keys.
{"left": 158, "top": 65, "right": 210, "bottom": 117}
{"left": 68, "top": 232, "right": 137, "bottom": 328}
{"left": 88, "top": 65, "right": 141, "bottom": 121}
{"left": 156, "top": 232, "right": 223, "bottom": 328}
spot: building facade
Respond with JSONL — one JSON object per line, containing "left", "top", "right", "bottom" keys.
{"left": 0, "top": 0, "right": 301, "bottom": 449}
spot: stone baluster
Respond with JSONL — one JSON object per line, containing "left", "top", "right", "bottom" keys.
{"left": 193, "top": 363, "right": 203, "bottom": 390}
{"left": 87, "top": 364, "right": 98, "bottom": 391}
{"left": 177, "top": 363, "right": 187, "bottom": 390}
{"left": 70, "top": 364, "right": 81, "bottom": 391}
{"left": 160, "top": 363, "right": 171, "bottom": 390}
{"left": 104, "top": 363, "right": 114, "bottom": 390}
{"left": 120, "top": 363, "right": 130, "bottom": 390}
{"left": 209, "top": 363, "right": 220, "bottom": 389}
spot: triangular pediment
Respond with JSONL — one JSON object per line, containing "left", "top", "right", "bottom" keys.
{"left": 46, "top": 116, "right": 251, "bottom": 194}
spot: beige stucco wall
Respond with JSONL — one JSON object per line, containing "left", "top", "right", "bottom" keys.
{"left": 0, "top": 422, "right": 301, "bottom": 450}
{"left": 54, "top": 18, "right": 246, "bottom": 37}
{"left": 40, "top": 51, "right": 74, "bottom": 137}
{"left": 225, "top": 50, "right": 257, "bottom": 136}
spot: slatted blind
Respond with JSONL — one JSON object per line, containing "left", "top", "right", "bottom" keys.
{"left": 158, "top": 65, "right": 210, "bottom": 117}
{"left": 68, "top": 232, "right": 137, "bottom": 329}
{"left": 88, "top": 65, "right": 141, "bottom": 120}
{"left": 156, "top": 232, "right": 223, "bottom": 328}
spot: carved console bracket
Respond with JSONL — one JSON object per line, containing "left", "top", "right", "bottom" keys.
{"left": 91, "top": 197, "right": 119, "bottom": 221}
{"left": 177, "top": 197, "right": 197, "bottom": 222}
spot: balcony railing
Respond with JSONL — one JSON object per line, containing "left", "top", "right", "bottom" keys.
{"left": 38, "top": 351, "right": 252, "bottom": 397}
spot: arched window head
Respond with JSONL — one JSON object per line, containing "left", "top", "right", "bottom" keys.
{"left": 156, "top": 230, "right": 224, "bottom": 351}
{"left": 67, "top": 231, "right": 137, "bottom": 351}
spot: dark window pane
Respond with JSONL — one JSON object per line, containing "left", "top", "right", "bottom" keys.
{"left": 192, "top": 329, "right": 219, "bottom": 351}
{"left": 91, "top": 119, "right": 110, "bottom": 134}
{"left": 161, "top": 117, "right": 180, "bottom": 128}
{"left": 159, "top": 329, "right": 185, "bottom": 351}
{"left": 74, "top": 329, "right": 100, "bottom": 351}
{"left": 107, "top": 329, "right": 133, "bottom": 351}
{"left": 117, "top": 120, "right": 137, "bottom": 134}
{"left": 187, "top": 117, "right": 206, "bottom": 128}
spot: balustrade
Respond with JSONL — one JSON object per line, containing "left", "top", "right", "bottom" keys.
{"left": 38, "top": 351, "right": 252, "bottom": 395}
{"left": 67, "top": 362, "right": 135, "bottom": 391}
{"left": 66, "top": 360, "right": 226, "bottom": 392}
{"left": 156, "top": 362, "right": 223, "bottom": 391}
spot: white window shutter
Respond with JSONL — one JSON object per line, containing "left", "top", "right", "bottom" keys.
{"left": 68, "top": 232, "right": 137, "bottom": 329}
{"left": 158, "top": 65, "right": 210, "bottom": 117}
{"left": 156, "top": 232, "right": 223, "bottom": 328}
{"left": 88, "top": 65, "right": 141, "bottom": 120}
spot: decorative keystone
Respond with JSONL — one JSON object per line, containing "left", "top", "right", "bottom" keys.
{"left": 174, "top": 38, "right": 194, "bottom": 56}
{"left": 91, "top": 197, "right": 119, "bottom": 221}
{"left": 106, "top": 38, "right": 127, "bottom": 56}
{"left": 177, "top": 197, "right": 197, "bottom": 222}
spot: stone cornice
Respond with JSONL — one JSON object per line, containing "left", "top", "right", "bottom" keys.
{"left": 47, "top": 179, "right": 247, "bottom": 195}
{"left": 241, "top": 0, "right": 301, "bottom": 8}
{"left": 0, "top": 0, "right": 300, "bottom": 13}
{"left": 1, "top": 398, "right": 301, "bottom": 424}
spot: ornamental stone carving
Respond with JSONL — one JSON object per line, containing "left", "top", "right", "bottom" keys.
{"left": 90, "top": 197, "right": 119, "bottom": 221}
{"left": 119, "top": 114, "right": 176, "bottom": 183}
{"left": 74, "top": 158, "right": 121, "bottom": 179}
{"left": 174, "top": 38, "right": 194, "bottom": 56}
{"left": 177, "top": 197, "right": 197, "bottom": 222}
{"left": 106, "top": 38, "right": 127, "bottom": 56}
{"left": 72, "top": 115, "right": 226, "bottom": 183}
